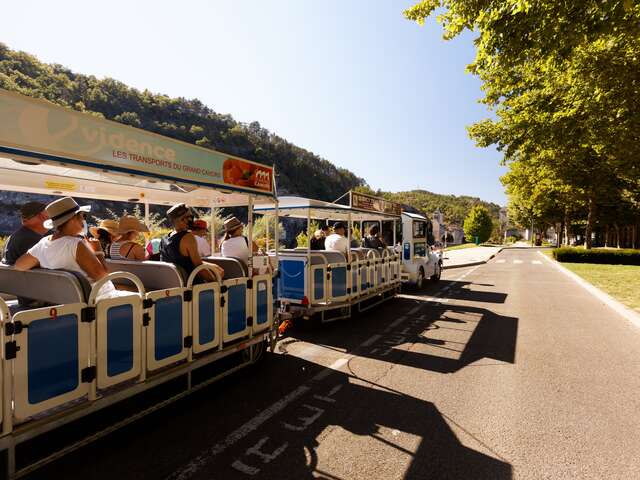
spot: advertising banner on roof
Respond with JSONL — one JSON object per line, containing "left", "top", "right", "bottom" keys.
{"left": 0, "top": 89, "right": 274, "bottom": 195}
{"left": 350, "top": 191, "right": 401, "bottom": 216}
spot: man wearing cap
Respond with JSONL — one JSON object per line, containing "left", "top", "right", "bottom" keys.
{"left": 2, "top": 201, "right": 49, "bottom": 265}
{"left": 324, "top": 222, "right": 349, "bottom": 256}
{"left": 160, "top": 203, "right": 222, "bottom": 282}
{"left": 191, "top": 219, "right": 212, "bottom": 258}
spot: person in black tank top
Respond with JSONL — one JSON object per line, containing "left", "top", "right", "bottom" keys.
{"left": 160, "top": 203, "right": 224, "bottom": 283}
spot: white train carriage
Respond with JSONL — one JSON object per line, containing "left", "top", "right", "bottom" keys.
{"left": 399, "top": 211, "right": 442, "bottom": 287}
{"left": 255, "top": 196, "right": 402, "bottom": 323}
{"left": 0, "top": 88, "right": 279, "bottom": 478}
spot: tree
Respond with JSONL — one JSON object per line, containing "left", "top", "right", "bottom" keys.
{"left": 464, "top": 206, "right": 493, "bottom": 243}
{"left": 405, "top": 0, "right": 640, "bottom": 248}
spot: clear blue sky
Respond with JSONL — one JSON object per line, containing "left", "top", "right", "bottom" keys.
{"left": 3, "top": 0, "right": 507, "bottom": 205}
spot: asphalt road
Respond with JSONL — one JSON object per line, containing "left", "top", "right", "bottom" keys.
{"left": 27, "top": 248, "right": 640, "bottom": 479}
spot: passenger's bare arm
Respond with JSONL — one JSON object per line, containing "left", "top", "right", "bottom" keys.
{"left": 14, "top": 253, "right": 40, "bottom": 271}
{"left": 76, "top": 241, "right": 108, "bottom": 282}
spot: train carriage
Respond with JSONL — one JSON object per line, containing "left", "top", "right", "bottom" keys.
{"left": 255, "top": 195, "right": 403, "bottom": 323}
{"left": 0, "top": 88, "right": 280, "bottom": 478}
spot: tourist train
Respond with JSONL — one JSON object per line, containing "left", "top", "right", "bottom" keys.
{"left": 0, "top": 88, "right": 440, "bottom": 478}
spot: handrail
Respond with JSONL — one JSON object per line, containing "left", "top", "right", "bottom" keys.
{"left": 186, "top": 263, "right": 223, "bottom": 288}
{"left": 88, "top": 272, "right": 146, "bottom": 306}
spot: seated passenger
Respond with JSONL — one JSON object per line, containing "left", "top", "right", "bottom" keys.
{"left": 310, "top": 224, "right": 330, "bottom": 250}
{"left": 146, "top": 237, "right": 161, "bottom": 261}
{"left": 350, "top": 227, "right": 361, "bottom": 248}
{"left": 363, "top": 225, "right": 386, "bottom": 250}
{"left": 221, "top": 217, "right": 258, "bottom": 265}
{"left": 2, "top": 201, "right": 49, "bottom": 265}
{"left": 325, "top": 222, "right": 349, "bottom": 256}
{"left": 160, "top": 203, "right": 222, "bottom": 282}
{"left": 14, "top": 197, "right": 124, "bottom": 299}
{"left": 191, "top": 219, "right": 212, "bottom": 257}
{"left": 110, "top": 215, "right": 149, "bottom": 261}
{"left": 89, "top": 219, "right": 120, "bottom": 258}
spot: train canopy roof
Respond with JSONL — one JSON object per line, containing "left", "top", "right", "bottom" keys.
{"left": 0, "top": 89, "right": 275, "bottom": 207}
{"left": 254, "top": 196, "right": 400, "bottom": 221}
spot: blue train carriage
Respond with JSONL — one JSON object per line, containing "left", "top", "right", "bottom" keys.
{"left": 0, "top": 88, "right": 280, "bottom": 478}
{"left": 254, "top": 195, "right": 402, "bottom": 323}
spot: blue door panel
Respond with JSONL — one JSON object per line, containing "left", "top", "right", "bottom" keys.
{"left": 198, "top": 289, "right": 216, "bottom": 345}
{"left": 278, "top": 259, "right": 305, "bottom": 300}
{"left": 154, "top": 296, "right": 183, "bottom": 361}
{"left": 256, "top": 280, "right": 269, "bottom": 325}
{"left": 28, "top": 314, "right": 79, "bottom": 404}
{"left": 331, "top": 267, "right": 347, "bottom": 298}
{"left": 227, "top": 285, "right": 247, "bottom": 335}
{"left": 313, "top": 268, "right": 324, "bottom": 301}
{"left": 107, "top": 304, "right": 134, "bottom": 377}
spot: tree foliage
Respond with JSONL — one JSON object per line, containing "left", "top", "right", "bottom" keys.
{"left": 405, "top": 0, "right": 640, "bottom": 248}
{"left": 0, "top": 43, "right": 365, "bottom": 202}
{"left": 463, "top": 205, "right": 493, "bottom": 243}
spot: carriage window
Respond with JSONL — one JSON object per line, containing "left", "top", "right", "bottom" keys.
{"left": 413, "top": 221, "right": 426, "bottom": 238}
{"left": 414, "top": 242, "right": 426, "bottom": 257}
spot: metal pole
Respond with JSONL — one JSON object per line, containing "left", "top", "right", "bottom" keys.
{"left": 211, "top": 204, "right": 217, "bottom": 254}
{"left": 347, "top": 213, "right": 352, "bottom": 263}
{"left": 248, "top": 196, "right": 254, "bottom": 276}
{"left": 307, "top": 209, "right": 311, "bottom": 302}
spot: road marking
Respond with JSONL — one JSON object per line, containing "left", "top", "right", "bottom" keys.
{"left": 531, "top": 260, "right": 542, "bottom": 265}
{"left": 495, "top": 259, "right": 506, "bottom": 264}
{"left": 361, "top": 334, "right": 382, "bottom": 347}
{"left": 167, "top": 385, "right": 311, "bottom": 480}
{"left": 513, "top": 259, "right": 523, "bottom": 264}
{"left": 311, "top": 358, "right": 349, "bottom": 381}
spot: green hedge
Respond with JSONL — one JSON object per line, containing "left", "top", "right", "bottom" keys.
{"left": 552, "top": 247, "right": 640, "bottom": 265}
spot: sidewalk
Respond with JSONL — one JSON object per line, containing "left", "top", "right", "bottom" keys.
{"left": 442, "top": 246, "right": 502, "bottom": 269}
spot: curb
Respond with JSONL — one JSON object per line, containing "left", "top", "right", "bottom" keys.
{"left": 538, "top": 251, "right": 640, "bottom": 329}
{"left": 442, "top": 248, "right": 503, "bottom": 270}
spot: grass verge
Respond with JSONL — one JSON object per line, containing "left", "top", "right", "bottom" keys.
{"left": 444, "top": 243, "right": 478, "bottom": 251}
{"left": 561, "top": 263, "right": 640, "bottom": 313}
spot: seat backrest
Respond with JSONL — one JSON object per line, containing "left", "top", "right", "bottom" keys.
{"left": 316, "top": 251, "right": 347, "bottom": 264}
{"left": 0, "top": 264, "right": 89, "bottom": 304}
{"left": 106, "top": 260, "right": 184, "bottom": 290}
{"left": 273, "top": 252, "right": 329, "bottom": 266}
{"left": 203, "top": 257, "right": 247, "bottom": 279}
{"left": 350, "top": 249, "right": 365, "bottom": 260}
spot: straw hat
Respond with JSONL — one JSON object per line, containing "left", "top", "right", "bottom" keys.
{"left": 223, "top": 216, "right": 243, "bottom": 232}
{"left": 43, "top": 197, "right": 91, "bottom": 229}
{"left": 89, "top": 219, "right": 119, "bottom": 238}
{"left": 117, "top": 215, "right": 149, "bottom": 234}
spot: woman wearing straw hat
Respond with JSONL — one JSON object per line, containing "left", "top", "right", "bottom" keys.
{"left": 220, "top": 216, "right": 258, "bottom": 266}
{"left": 15, "top": 197, "right": 122, "bottom": 299}
{"left": 110, "top": 215, "right": 149, "bottom": 261}
{"left": 89, "top": 219, "right": 120, "bottom": 259}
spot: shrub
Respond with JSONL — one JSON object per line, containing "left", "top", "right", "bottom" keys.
{"left": 552, "top": 247, "right": 640, "bottom": 265}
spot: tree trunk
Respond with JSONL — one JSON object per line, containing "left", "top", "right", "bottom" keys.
{"left": 563, "top": 213, "right": 570, "bottom": 246}
{"left": 557, "top": 220, "right": 563, "bottom": 247}
{"left": 614, "top": 223, "right": 620, "bottom": 249}
{"left": 604, "top": 224, "right": 609, "bottom": 247}
{"left": 585, "top": 196, "right": 595, "bottom": 249}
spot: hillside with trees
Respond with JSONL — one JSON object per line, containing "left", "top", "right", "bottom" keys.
{"left": 0, "top": 43, "right": 500, "bottom": 235}
{"left": 355, "top": 186, "right": 500, "bottom": 225}
{"left": 0, "top": 43, "right": 364, "bottom": 202}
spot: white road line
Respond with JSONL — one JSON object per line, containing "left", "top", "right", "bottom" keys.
{"left": 388, "top": 315, "right": 408, "bottom": 329}
{"left": 167, "top": 385, "right": 311, "bottom": 480}
{"left": 311, "top": 358, "right": 350, "bottom": 381}
{"left": 513, "top": 259, "right": 523, "bottom": 264}
{"left": 531, "top": 260, "right": 542, "bottom": 265}
{"left": 496, "top": 259, "right": 506, "bottom": 264}
{"left": 361, "top": 334, "right": 382, "bottom": 347}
